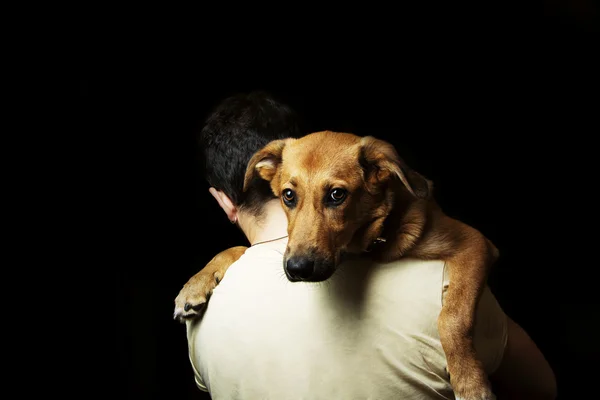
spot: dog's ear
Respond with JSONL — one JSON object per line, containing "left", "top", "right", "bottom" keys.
{"left": 359, "top": 136, "right": 431, "bottom": 199}
{"left": 243, "top": 138, "right": 290, "bottom": 191}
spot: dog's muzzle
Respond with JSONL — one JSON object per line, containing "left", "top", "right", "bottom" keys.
{"left": 284, "top": 256, "right": 336, "bottom": 282}
{"left": 285, "top": 257, "right": 315, "bottom": 281}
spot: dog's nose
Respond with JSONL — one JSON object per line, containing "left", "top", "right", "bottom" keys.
{"left": 285, "top": 257, "right": 315, "bottom": 281}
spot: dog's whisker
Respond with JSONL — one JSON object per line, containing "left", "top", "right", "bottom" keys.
{"left": 276, "top": 269, "right": 290, "bottom": 283}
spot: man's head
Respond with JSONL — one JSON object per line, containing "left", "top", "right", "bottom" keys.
{"left": 198, "top": 91, "right": 302, "bottom": 221}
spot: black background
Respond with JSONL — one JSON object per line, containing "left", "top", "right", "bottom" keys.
{"left": 106, "top": 4, "right": 599, "bottom": 399}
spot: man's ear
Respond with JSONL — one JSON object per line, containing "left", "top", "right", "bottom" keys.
{"left": 359, "top": 136, "right": 431, "bottom": 199}
{"left": 243, "top": 138, "right": 291, "bottom": 192}
{"left": 209, "top": 187, "right": 238, "bottom": 223}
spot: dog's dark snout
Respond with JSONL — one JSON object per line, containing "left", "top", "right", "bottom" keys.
{"left": 285, "top": 257, "right": 315, "bottom": 281}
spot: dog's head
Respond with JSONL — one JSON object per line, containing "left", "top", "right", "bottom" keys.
{"left": 244, "top": 131, "right": 430, "bottom": 282}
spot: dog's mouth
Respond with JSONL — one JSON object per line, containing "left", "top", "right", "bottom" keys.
{"left": 283, "top": 256, "right": 337, "bottom": 282}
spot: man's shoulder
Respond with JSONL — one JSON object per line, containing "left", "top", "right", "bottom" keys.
{"left": 341, "top": 256, "right": 446, "bottom": 277}
{"left": 381, "top": 257, "right": 445, "bottom": 269}
{"left": 332, "top": 256, "right": 447, "bottom": 305}
{"left": 209, "top": 243, "right": 289, "bottom": 292}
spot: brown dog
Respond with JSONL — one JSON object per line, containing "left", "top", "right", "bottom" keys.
{"left": 175, "top": 131, "right": 499, "bottom": 400}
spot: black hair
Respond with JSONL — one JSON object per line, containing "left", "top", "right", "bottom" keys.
{"left": 198, "top": 91, "right": 302, "bottom": 217}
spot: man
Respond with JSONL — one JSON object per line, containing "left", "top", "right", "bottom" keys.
{"left": 183, "top": 91, "right": 557, "bottom": 399}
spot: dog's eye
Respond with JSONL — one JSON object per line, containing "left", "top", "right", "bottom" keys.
{"left": 282, "top": 189, "right": 295, "bottom": 205}
{"left": 328, "top": 188, "right": 347, "bottom": 204}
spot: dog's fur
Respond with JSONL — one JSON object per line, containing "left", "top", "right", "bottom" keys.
{"left": 175, "top": 131, "right": 499, "bottom": 400}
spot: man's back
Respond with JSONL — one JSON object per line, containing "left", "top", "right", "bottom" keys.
{"left": 186, "top": 239, "right": 506, "bottom": 400}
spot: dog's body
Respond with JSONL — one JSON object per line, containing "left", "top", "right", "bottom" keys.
{"left": 175, "top": 131, "right": 499, "bottom": 400}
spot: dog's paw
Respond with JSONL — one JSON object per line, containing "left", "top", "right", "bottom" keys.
{"left": 173, "top": 269, "right": 222, "bottom": 323}
{"left": 173, "top": 246, "right": 246, "bottom": 323}
{"left": 452, "top": 377, "right": 495, "bottom": 400}
{"left": 455, "top": 394, "right": 496, "bottom": 400}
{"left": 450, "top": 363, "right": 496, "bottom": 400}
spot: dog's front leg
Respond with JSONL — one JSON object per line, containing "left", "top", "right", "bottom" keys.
{"left": 174, "top": 246, "right": 247, "bottom": 322}
{"left": 437, "top": 236, "right": 497, "bottom": 400}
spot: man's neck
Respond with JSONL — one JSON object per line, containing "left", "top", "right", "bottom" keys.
{"left": 238, "top": 199, "right": 288, "bottom": 246}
